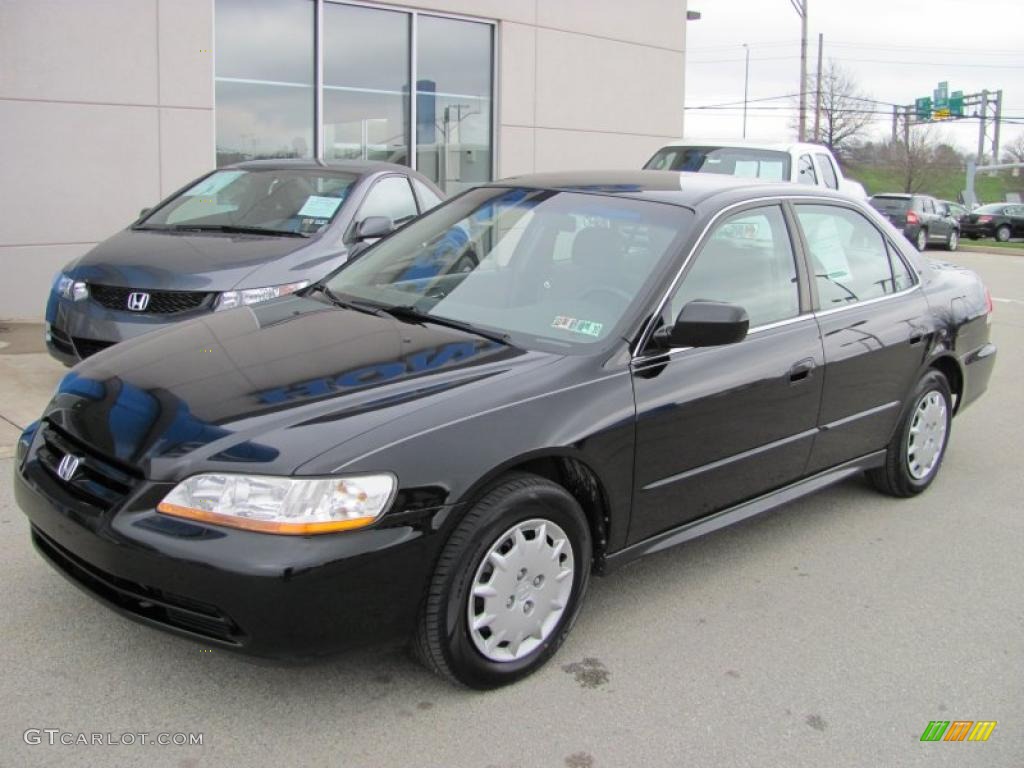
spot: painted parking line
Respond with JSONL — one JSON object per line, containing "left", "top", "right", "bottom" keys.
{"left": 992, "top": 297, "right": 1023, "bottom": 305}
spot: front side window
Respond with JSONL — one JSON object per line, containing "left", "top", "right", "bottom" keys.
{"left": 797, "top": 155, "right": 818, "bottom": 185}
{"left": 669, "top": 205, "right": 799, "bottom": 327}
{"left": 139, "top": 170, "right": 357, "bottom": 235}
{"left": 645, "top": 146, "right": 791, "bottom": 182}
{"left": 411, "top": 178, "right": 444, "bottom": 212}
{"left": 355, "top": 176, "right": 419, "bottom": 229}
{"left": 795, "top": 204, "right": 914, "bottom": 308}
{"left": 326, "top": 188, "right": 692, "bottom": 351}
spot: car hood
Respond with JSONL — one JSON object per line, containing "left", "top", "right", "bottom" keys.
{"left": 67, "top": 229, "right": 328, "bottom": 292}
{"left": 43, "top": 295, "right": 559, "bottom": 481}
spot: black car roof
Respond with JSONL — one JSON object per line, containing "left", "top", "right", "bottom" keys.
{"left": 492, "top": 170, "right": 855, "bottom": 209}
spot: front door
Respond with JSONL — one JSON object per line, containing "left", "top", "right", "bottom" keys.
{"left": 630, "top": 204, "right": 824, "bottom": 544}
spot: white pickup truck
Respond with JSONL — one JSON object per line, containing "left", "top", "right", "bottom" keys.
{"left": 644, "top": 139, "right": 867, "bottom": 198}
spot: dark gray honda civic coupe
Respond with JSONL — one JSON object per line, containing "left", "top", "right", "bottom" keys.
{"left": 45, "top": 159, "right": 444, "bottom": 365}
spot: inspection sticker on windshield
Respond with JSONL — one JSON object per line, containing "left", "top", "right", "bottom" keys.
{"left": 297, "top": 195, "right": 343, "bottom": 219}
{"left": 552, "top": 315, "right": 603, "bottom": 338}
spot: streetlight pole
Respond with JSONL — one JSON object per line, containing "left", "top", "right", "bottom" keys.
{"left": 742, "top": 43, "right": 750, "bottom": 138}
{"left": 789, "top": 0, "right": 808, "bottom": 141}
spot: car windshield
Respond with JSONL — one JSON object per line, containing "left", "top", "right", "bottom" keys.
{"left": 324, "top": 187, "right": 692, "bottom": 352}
{"left": 645, "top": 146, "right": 791, "bottom": 182}
{"left": 869, "top": 196, "right": 911, "bottom": 215}
{"left": 975, "top": 204, "right": 1007, "bottom": 215}
{"left": 138, "top": 169, "right": 358, "bottom": 235}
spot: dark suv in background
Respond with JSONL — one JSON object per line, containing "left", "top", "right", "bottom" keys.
{"left": 869, "top": 193, "right": 960, "bottom": 251}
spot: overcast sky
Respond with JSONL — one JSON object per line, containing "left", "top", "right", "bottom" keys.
{"left": 683, "top": 0, "right": 1024, "bottom": 155}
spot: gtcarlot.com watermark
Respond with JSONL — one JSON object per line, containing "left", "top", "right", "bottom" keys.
{"left": 24, "top": 729, "right": 203, "bottom": 747}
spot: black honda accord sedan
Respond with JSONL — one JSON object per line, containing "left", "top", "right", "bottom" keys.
{"left": 15, "top": 171, "right": 995, "bottom": 688}
{"left": 45, "top": 159, "right": 444, "bottom": 365}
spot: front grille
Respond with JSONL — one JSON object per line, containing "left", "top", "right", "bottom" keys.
{"left": 35, "top": 421, "right": 140, "bottom": 512}
{"left": 89, "top": 284, "right": 215, "bottom": 315}
{"left": 72, "top": 337, "right": 115, "bottom": 359}
{"left": 32, "top": 526, "right": 243, "bottom": 645}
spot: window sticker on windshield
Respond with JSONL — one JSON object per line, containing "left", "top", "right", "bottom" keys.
{"left": 552, "top": 315, "right": 603, "bottom": 338}
{"left": 297, "top": 195, "right": 344, "bottom": 219}
{"left": 183, "top": 171, "right": 245, "bottom": 197}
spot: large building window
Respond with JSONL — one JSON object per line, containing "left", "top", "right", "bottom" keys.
{"left": 415, "top": 16, "right": 493, "bottom": 194}
{"left": 215, "top": 0, "right": 315, "bottom": 166}
{"left": 214, "top": 1, "right": 494, "bottom": 193}
{"left": 323, "top": 3, "right": 410, "bottom": 165}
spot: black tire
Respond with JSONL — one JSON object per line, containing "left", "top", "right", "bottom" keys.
{"left": 995, "top": 225, "right": 1011, "bottom": 243}
{"left": 867, "top": 370, "right": 952, "bottom": 497}
{"left": 413, "top": 473, "right": 592, "bottom": 689}
{"left": 915, "top": 228, "right": 928, "bottom": 251}
{"left": 945, "top": 229, "right": 959, "bottom": 251}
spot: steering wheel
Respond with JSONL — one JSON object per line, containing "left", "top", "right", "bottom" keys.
{"left": 579, "top": 286, "right": 632, "bottom": 308}
{"left": 450, "top": 248, "right": 479, "bottom": 274}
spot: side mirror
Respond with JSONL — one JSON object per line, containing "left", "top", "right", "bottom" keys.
{"left": 138, "top": 207, "right": 151, "bottom": 219}
{"left": 654, "top": 300, "right": 749, "bottom": 348}
{"left": 354, "top": 216, "right": 394, "bottom": 241}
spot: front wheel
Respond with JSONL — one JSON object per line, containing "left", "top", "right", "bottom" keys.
{"left": 995, "top": 225, "right": 1011, "bottom": 243}
{"left": 915, "top": 228, "right": 928, "bottom": 251}
{"left": 868, "top": 370, "right": 952, "bottom": 497}
{"left": 413, "top": 473, "right": 592, "bottom": 688}
{"left": 945, "top": 229, "right": 959, "bottom": 251}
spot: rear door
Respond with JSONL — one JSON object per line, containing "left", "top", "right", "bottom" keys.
{"left": 1008, "top": 205, "right": 1024, "bottom": 236}
{"left": 792, "top": 202, "right": 931, "bottom": 471}
{"left": 630, "top": 203, "right": 823, "bottom": 543}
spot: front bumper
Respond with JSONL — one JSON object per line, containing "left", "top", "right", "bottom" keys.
{"left": 15, "top": 440, "right": 444, "bottom": 660}
{"left": 45, "top": 292, "right": 214, "bottom": 365}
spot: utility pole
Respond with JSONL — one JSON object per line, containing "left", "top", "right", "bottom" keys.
{"left": 790, "top": 0, "right": 809, "bottom": 141}
{"left": 814, "top": 32, "right": 823, "bottom": 143}
{"left": 742, "top": 43, "right": 750, "bottom": 138}
{"left": 977, "top": 89, "right": 988, "bottom": 164}
{"left": 993, "top": 89, "right": 1003, "bottom": 164}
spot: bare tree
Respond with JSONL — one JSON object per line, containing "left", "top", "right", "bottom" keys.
{"left": 885, "top": 126, "right": 960, "bottom": 193}
{"left": 793, "top": 60, "right": 874, "bottom": 158}
{"left": 1002, "top": 132, "right": 1024, "bottom": 164}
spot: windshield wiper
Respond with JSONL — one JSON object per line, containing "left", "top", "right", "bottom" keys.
{"left": 306, "top": 285, "right": 383, "bottom": 316}
{"left": 380, "top": 304, "right": 512, "bottom": 345}
{"left": 167, "top": 224, "right": 308, "bottom": 238}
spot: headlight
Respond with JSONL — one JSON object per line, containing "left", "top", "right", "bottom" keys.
{"left": 157, "top": 473, "right": 396, "bottom": 534}
{"left": 55, "top": 274, "right": 88, "bottom": 301}
{"left": 215, "top": 280, "right": 308, "bottom": 311}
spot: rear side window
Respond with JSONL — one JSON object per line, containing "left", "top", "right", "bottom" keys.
{"left": 670, "top": 205, "right": 800, "bottom": 327}
{"left": 795, "top": 204, "right": 914, "bottom": 308}
{"left": 815, "top": 153, "right": 839, "bottom": 190}
{"left": 797, "top": 155, "right": 818, "bottom": 185}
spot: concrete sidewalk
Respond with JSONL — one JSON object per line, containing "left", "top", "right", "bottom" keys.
{"left": 0, "top": 323, "right": 64, "bottom": 458}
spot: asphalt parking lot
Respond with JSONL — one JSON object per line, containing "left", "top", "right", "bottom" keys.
{"left": 1, "top": 249, "right": 1021, "bottom": 768}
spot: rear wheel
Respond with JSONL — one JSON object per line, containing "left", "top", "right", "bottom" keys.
{"left": 413, "top": 473, "right": 592, "bottom": 688}
{"left": 915, "top": 228, "right": 928, "bottom": 251}
{"left": 868, "top": 370, "right": 952, "bottom": 497}
{"left": 995, "top": 224, "right": 1011, "bottom": 243}
{"left": 945, "top": 229, "right": 959, "bottom": 251}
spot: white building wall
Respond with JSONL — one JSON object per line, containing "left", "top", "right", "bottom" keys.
{"left": 0, "top": 0, "right": 686, "bottom": 320}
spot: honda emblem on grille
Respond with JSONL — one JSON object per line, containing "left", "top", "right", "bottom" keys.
{"left": 56, "top": 454, "right": 80, "bottom": 482}
{"left": 126, "top": 292, "right": 150, "bottom": 311}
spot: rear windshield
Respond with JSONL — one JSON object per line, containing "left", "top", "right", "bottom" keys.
{"left": 975, "top": 204, "right": 1007, "bottom": 214}
{"left": 645, "top": 146, "right": 791, "bottom": 182}
{"left": 869, "top": 196, "right": 911, "bottom": 215}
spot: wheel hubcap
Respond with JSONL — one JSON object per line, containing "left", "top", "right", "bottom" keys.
{"left": 917, "top": 231, "right": 927, "bottom": 249}
{"left": 906, "top": 390, "right": 948, "bottom": 480}
{"left": 950, "top": 231, "right": 958, "bottom": 249}
{"left": 467, "top": 518, "right": 575, "bottom": 662}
